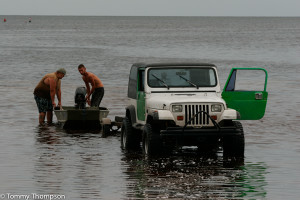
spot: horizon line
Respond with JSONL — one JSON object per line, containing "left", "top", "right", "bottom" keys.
{"left": 1, "top": 14, "right": 300, "bottom": 17}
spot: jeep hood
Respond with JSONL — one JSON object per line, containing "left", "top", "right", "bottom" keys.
{"left": 147, "top": 93, "right": 225, "bottom": 110}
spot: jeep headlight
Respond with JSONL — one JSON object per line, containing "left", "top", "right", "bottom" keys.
{"left": 211, "top": 104, "right": 222, "bottom": 112}
{"left": 172, "top": 105, "right": 182, "bottom": 112}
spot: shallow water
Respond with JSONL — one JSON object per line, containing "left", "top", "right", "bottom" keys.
{"left": 0, "top": 16, "right": 300, "bottom": 199}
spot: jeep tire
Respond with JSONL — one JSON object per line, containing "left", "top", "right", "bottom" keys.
{"left": 121, "top": 117, "right": 140, "bottom": 150}
{"left": 142, "top": 123, "right": 162, "bottom": 156}
{"left": 223, "top": 121, "right": 245, "bottom": 158}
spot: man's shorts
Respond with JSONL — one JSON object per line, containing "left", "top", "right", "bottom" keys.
{"left": 91, "top": 87, "right": 104, "bottom": 107}
{"left": 34, "top": 95, "right": 53, "bottom": 113}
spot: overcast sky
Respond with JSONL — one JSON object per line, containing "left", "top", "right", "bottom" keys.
{"left": 0, "top": 0, "right": 299, "bottom": 16}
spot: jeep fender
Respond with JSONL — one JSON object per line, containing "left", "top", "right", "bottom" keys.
{"left": 148, "top": 109, "right": 175, "bottom": 121}
{"left": 221, "top": 109, "right": 240, "bottom": 120}
{"left": 126, "top": 105, "right": 137, "bottom": 124}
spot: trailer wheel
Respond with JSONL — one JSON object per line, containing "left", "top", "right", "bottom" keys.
{"left": 102, "top": 124, "right": 110, "bottom": 138}
{"left": 223, "top": 121, "right": 245, "bottom": 158}
{"left": 142, "top": 123, "right": 162, "bottom": 156}
{"left": 121, "top": 117, "right": 140, "bottom": 150}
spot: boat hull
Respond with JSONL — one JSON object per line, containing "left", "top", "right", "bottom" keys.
{"left": 54, "top": 106, "right": 109, "bottom": 129}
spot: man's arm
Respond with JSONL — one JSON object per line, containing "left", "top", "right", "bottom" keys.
{"left": 49, "top": 78, "right": 57, "bottom": 107}
{"left": 83, "top": 77, "right": 90, "bottom": 95}
{"left": 83, "top": 77, "right": 91, "bottom": 105}
{"left": 88, "top": 78, "right": 96, "bottom": 99}
{"left": 56, "top": 80, "right": 62, "bottom": 107}
{"left": 56, "top": 89, "right": 62, "bottom": 107}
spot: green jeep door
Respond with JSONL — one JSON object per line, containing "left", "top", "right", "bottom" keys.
{"left": 137, "top": 69, "right": 146, "bottom": 121}
{"left": 222, "top": 68, "right": 268, "bottom": 120}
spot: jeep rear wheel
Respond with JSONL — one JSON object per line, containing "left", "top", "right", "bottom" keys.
{"left": 121, "top": 117, "right": 140, "bottom": 150}
{"left": 142, "top": 123, "right": 162, "bottom": 156}
{"left": 223, "top": 121, "right": 245, "bottom": 158}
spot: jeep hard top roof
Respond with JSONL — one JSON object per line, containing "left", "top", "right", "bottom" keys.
{"left": 128, "top": 62, "right": 218, "bottom": 99}
{"left": 132, "top": 63, "right": 217, "bottom": 69}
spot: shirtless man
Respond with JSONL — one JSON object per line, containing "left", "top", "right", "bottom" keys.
{"left": 33, "top": 68, "right": 66, "bottom": 124}
{"left": 78, "top": 64, "right": 104, "bottom": 108}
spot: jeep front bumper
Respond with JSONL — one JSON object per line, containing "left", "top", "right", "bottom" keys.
{"left": 159, "top": 127, "right": 241, "bottom": 145}
{"left": 160, "top": 126, "right": 241, "bottom": 137}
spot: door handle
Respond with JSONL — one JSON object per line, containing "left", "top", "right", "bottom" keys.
{"left": 255, "top": 93, "right": 263, "bottom": 100}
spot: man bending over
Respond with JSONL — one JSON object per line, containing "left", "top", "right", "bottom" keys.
{"left": 33, "top": 68, "right": 66, "bottom": 124}
{"left": 78, "top": 64, "right": 104, "bottom": 108}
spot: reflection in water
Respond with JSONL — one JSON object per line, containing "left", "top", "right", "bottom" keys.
{"left": 35, "top": 124, "right": 64, "bottom": 144}
{"left": 238, "top": 163, "right": 268, "bottom": 199}
{"left": 33, "top": 125, "right": 267, "bottom": 199}
{"left": 34, "top": 124, "right": 65, "bottom": 194}
{"left": 34, "top": 124, "right": 104, "bottom": 199}
{"left": 122, "top": 150, "right": 267, "bottom": 199}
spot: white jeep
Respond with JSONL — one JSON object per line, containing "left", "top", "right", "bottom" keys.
{"left": 121, "top": 63, "right": 268, "bottom": 157}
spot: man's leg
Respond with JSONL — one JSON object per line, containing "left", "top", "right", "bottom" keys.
{"left": 46, "top": 111, "right": 53, "bottom": 124}
{"left": 39, "top": 112, "right": 46, "bottom": 125}
{"left": 35, "top": 95, "right": 47, "bottom": 125}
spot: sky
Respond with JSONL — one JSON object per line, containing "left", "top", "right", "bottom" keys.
{"left": 0, "top": 0, "right": 300, "bottom": 16}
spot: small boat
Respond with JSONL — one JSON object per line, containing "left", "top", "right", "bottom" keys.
{"left": 54, "top": 106, "right": 109, "bottom": 129}
{"left": 53, "top": 87, "right": 122, "bottom": 135}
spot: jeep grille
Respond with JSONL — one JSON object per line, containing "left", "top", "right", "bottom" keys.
{"left": 185, "top": 104, "right": 211, "bottom": 126}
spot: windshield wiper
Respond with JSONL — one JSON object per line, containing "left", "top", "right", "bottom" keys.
{"left": 178, "top": 75, "right": 199, "bottom": 89}
{"left": 152, "top": 74, "right": 169, "bottom": 89}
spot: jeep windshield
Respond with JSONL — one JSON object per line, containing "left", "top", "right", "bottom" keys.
{"left": 148, "top": 67, "right": 217, "bottom": 88}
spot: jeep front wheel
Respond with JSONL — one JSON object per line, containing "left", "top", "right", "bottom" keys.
{"left": 121, "top": 117, "right": 140, "bottom": 150}
{"left": 223, "top": 121, "right": 245, "bottom": 158}
{"left": 142, "top": 123, "right": 162, "bottom": 156}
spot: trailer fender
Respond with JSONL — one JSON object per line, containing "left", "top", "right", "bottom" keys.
{"left": 102, "top": 118, "right": 111, "bottom": 125}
